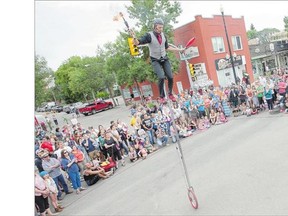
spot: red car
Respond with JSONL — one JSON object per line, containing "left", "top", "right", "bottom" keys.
{"left": 78, "top": 100, "right": 113, "bottom": 116}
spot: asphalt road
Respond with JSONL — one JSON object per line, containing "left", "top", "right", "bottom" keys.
{"left": 43, "top": 101, "right": 288, "bottom": 216}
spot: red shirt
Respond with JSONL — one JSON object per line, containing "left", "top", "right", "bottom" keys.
{"left": 40, "top": 141, "right": 54, "bottom": 152}
{"left": 72, "top": 149, "right": 84, "bottom": 162}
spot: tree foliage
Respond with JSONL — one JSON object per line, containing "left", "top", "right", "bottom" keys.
{"left": 284, "top": 16, "right": 288, "bottom": 32}
{"left": 54, "top": 56, "right": 112, "bottom": 103}
{"left": 35, "top": 55, "right": 54, "bottom": 107}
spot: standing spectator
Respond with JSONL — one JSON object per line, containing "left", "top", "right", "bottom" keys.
{"left": 81, "top": 132, "right": 97, "bottom": 160}
{"left": 194, "top": 95, "right": 206, "bottom": 118}
{"left": 52, "top": 115, "right": 58, "bottom": 126}
{"left": 104, "top": 132, "right": 125, "bottom": 167}
{"left": 71, "top": 145, "right": 86, "bottom": 177}
{"left": 40, "top": 151, "right": 72, "bottom": 200}
{"left": 110, "top": 124, "right": 129, "bottom": 156}
{"left": 245, "top": 84, "right": 254, "bottom": 107}
{"left": 35, "top": 167, "right": 57, "bottom": 216}
{"left": 264, "top": 85, "right": 274, "bottom": 111}
{"left": 54, "top": 141, "right": 72, "bottom": 160}
{"left": 55, "top": 127, "right": 64, "bottom": 141}
{"left": 141, "top": 114, "right": 155, "bottom": 145}
{"left": 35, "top": 149, "right": 45, "bottom": 172}
{"left": 256, "top": 81, "right": 265, "bottom": 110}
{"left": 40, "top": 136, "right": 54, "bottom": 154}
{"left": 278, "top": 79, "right": 287, "bottom": 111}
{"left": 75, "top": 108, "right": 80, "bottom": 118}
{"left": 60, "top": 150, "right": 86, "bottom": 194}
{"left": 40, "top": 171, "right": 64, "bottom": 213}
{"left": 229, "top": 86, "right": 239, "bottom": 116}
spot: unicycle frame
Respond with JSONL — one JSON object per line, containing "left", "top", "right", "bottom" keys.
{"left": 164, "top": 91, "right": 199, "bottom": 209}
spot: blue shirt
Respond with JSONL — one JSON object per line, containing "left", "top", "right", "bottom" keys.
{"left": 61, "top": 154, "right": 79, "bottom": 173}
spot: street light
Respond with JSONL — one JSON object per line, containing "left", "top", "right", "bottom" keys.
{"left": 220, "top": 5, "right": 238, "bottom": 84}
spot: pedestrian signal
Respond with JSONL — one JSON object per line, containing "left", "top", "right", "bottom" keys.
{"left": 128, "top": 38, "right": 139, "bottom": 56}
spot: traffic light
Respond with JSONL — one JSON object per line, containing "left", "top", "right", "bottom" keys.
{"left": 128, "top": 38, "right": 139, "bottom": 56}
{"left": 189, "top": 63, "right": 195, "bottom": 77}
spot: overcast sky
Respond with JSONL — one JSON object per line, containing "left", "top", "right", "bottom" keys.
{"left": 35, "top": 1, "right": 288, "bottom": 71}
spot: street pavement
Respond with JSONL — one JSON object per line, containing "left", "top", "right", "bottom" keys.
{"left": 40, "top": 99, "right": 288, "bottom": 215}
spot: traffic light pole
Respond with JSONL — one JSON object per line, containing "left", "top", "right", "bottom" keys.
{"left": 185, "top": 59, "right": 194, "bottom": 89}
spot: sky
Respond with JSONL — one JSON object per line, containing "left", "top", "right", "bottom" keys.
{"left": 35, "top": 1, "right": 288, "bottom": 71}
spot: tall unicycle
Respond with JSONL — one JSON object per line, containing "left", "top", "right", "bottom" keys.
{"left": 165, "top": 37, "right": 198, "bottom": 209}
{"left": 164, "top": 93, "right": 198, "bottom": 209}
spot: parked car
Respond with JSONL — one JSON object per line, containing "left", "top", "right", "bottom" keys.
{"left": 51, "top": 105, "right": 63, "bottom": 113}
{"left": 78, "top": 100, "right": 113, "bottom": 116}
{"left": 63, "top": 105, "right": 75, "bottom": 114}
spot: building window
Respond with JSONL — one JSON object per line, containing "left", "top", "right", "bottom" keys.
{"left": 232, "top": 36, "right": 242, "bottom": 50}
{"left": 212, "top": 37, "right": 225, "bottom": 53}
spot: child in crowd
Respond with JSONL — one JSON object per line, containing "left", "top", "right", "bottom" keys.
{"left": 239, "top": 102, "right": 247, "bottom": 115}
{"left": 187, "top": 119, "right": 197, "bottom": 132}
{"left": 198, "top": 117, "right": 206, "bottom": 130}
{"left": 40, "top": 171, "right": 64, "bottom": 213}
{"left": 209, "top": 109, "right": 217, "bottom": 125}
{"left": 246, "top": 106, "right": 252, "bottom": 117}
{"left": 219, "top": 111, "right": 228, "bottom": 123}
{"left": 138, "top": 145, "right": 148, "bottom": 159}
{"left": 128, "top": 146, "right": 138, "bottom": 162}
{"left": 251, "top": 104, "right": 258, "bottom": 115}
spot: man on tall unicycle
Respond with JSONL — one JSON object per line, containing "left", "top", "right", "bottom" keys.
{"left": 133, "top": 18, "right": 183, "bottom": 104}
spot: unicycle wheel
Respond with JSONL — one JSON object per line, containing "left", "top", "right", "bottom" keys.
{"left": 187, "top": 187, "right": 198, "bottom": 209}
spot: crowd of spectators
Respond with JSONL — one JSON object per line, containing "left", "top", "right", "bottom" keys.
{"left": 34, "top": 71, "right": 287, "bottom": 215}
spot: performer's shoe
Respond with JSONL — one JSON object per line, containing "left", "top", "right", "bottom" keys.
{"left": 168, "top": 94, "right": 176, "bottom": 102}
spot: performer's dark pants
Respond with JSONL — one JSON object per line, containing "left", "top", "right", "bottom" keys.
{"left": 151, "top": 59, "right": 173, "bottom": 98}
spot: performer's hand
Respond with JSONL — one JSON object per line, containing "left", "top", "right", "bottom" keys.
{"left": 179, "top": 47, "right": 185, "bottom": 52}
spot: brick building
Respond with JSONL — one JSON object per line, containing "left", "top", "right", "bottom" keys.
{"left": 121, "top": 14, "right": 253, "bottom": 101}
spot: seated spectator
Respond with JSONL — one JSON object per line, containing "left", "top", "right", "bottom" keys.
{"left": 219, "top": 111, "right": 228, "bottom": 123}
{"left": 83, "top": 162, "right": 113, "bottom": 186}
{"left": 246, "top": 106, "right": 252, "bottom": 117}
{"left": 155, "top": 126, "right": 169, "bottom": 147}
{"left": 137, "top": 145, "right": 148, "bottom": 159}
{"left": 198, "top": 117, "right": 206, "bottom": 131}
{"left": 209, "top": 109, "right": 217, "bottom": 125}
{"left": 128, "top": 146, "right": 138, "bottom": 162}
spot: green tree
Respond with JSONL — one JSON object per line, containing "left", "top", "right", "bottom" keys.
{"left": 54, "top": 56, "right": 106, "bottom": 103}
{"left": 250, "top": 23, "right": 256, "bottom": 31}
{"left": 284, "top": 16, "right": 288, "bottom": 32}
{"left": 247, "top": 23, "right": 257, "bottom": 40}
{"left": 35, "top": 55, "right": 54, "bottom": 108}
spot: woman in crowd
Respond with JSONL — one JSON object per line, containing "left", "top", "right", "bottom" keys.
{"left": 35, "top": 166, "right": 57, "bottom": 216}
{"left": 60, "top": 150, "right": 86, "bottom": 194}
{"left": 104, "top": 132, "right": 125, "bottom": 167}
